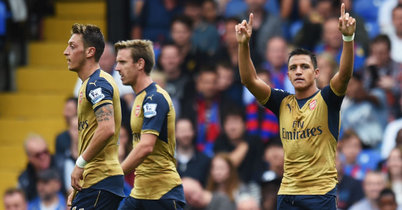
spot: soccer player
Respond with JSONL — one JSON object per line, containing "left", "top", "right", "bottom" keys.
{"left": 115, "top": 40, "right": 185, "bottom": 209}
{"left": 63, "top": 23, "right": 124, "bottom": 209}
{"left": 236, "top": 3, "right": 356, "bottom": 210}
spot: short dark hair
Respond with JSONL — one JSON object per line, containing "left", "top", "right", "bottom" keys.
{"left": 3, "top": 188, "right": 26, "bottom": 199}
{"left": 378, "top": 188, "right": 396, "bottom": 203}
{"left": 288, "top": 48, "right": 318, "bottom": 69}
{"left": 222, "top": 106, "right": 246, "bottom": 123}
{"left": 71, "top": 23, "right": 105, "bottom": 62}
{"left": 171, "top": 15, "right": 193, "bottom": 30}
{"left": 371, "top": 34, "right": 391, "bottom": 51}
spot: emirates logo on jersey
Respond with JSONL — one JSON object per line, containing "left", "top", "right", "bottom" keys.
{"left": 135, "top": 105, "right": 141, "bottom": 117}
{"left": 309, "top": 99, "right": 317, "bottom": 110}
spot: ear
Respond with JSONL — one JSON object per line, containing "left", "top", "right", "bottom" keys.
{"left": 86, "top": 47, "right": 96, "bottom": 59}
{"left": 314, "top": 68, "right": 320, "bottom": 79}
{"left": 136, "top": 58, "right": 145, "bottom": 70}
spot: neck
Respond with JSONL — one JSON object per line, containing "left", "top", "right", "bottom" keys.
{"left": 132, "top": 75, "right": 153, "bottom": 94}
{"left": 77, "top": 62, "right": 100, "bottom": 81}
{"left": 177, "top": 145, "right": 194, "bottom": 155}
{"left": 42, "top": 194, "right": 59, "bottom": 207}
{"left": 294, "top": 85, "right": 319, "bottom": 99}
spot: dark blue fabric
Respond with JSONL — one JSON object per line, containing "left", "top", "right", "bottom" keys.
{"left": 71, "top": 188, "right": 123, "bottom": 210}
{"left": 321, "top": 86, "right": 344, "bottom": 141}
{"left": 264, "top": 88, "right": 291, "bottom": 117}
{"left": 90, "top": 175, "right": 125, "bottom": 197}
{"left": 142, "top": 83, "right": 170, "bottom": 143}
{"left": 277, "top": 188, "right": 337, "bottom": 210}
{"left": 119, "top": 196, "right": 185, "bottom": 210}
{"left": 85, "top": 69, "right": 114, "bottom": 111}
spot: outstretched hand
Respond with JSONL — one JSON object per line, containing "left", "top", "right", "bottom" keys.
{"left": 235, "top": 13, "right": 253, "bottom": 44}
{"left": 338, "top": 3, "right": 356, "bottom": 36}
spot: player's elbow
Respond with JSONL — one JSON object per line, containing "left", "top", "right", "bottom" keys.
{"left": 99, "top": 123, "right": 115, "bottom": 139}
{"left": 142, "top": 144, "right": 154, "bottom": 155}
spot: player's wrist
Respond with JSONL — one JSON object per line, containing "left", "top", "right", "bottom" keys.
{"left": 76, "top": 155, "right": 88, "bottom": 168}
{"left": 342, "top": 33, "right": 355, "bottom": 42}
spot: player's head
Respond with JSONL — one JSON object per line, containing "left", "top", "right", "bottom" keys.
{"left": 64, "top": 24, "right": 105, "bottom": 71}
{"left": 3, "top": 188, "right": 27, "bottom": 210}
{"left": 287, "top": 48, "right": 319, "bottom": 91}
{"left": 114, "top": 40, "right": 155, "bottom": 85}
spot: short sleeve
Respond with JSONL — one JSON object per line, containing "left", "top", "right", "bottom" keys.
{"left": 85, "top": 77, "right": 114, "bottom": 111}
{"left": 141, "top": 92, "right": 169, "bottom": 136}
{"left": 263, "top": 88, "right": 291, "bottom": 116}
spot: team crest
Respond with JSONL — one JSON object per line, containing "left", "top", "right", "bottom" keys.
{"left": 309, "top": 99, "right": 317, "bottom": 110}
{"left": 143, "top": 103, "right": 157, "bottom": 118}
{"left": 78, "top": 91, "right": 83, "bottom": 104}
{"left": 135, "top": 105, "right": 141, "bottom": 116}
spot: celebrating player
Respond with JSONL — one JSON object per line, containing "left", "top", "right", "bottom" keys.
{"left": 236, "top": 3, "right": 356, "bottom": 209}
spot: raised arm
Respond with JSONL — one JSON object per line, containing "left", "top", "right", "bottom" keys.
{"left": 330, "top": 3, "right": 356, "bottom": 95}
{"left": 236, "top": 13, "right": 271, "bottom": 102}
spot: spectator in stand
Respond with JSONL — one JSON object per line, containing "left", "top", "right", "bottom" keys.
{"left": 28, "top": 169, "right": 66, "bottom": 210}
{"left": 338, "top": 129, "right": 382, "bottom": 180}
{"left": 55, "top": 97, "right": 77, "bottom": 156}
{"left": 59, "top": 115, "right": 78, "bottom": 194}
{"left": 314, "top": 17, "right": 366, "bottom": 71}
{"left": 184, "top": 0, "right": 220, "bottom": 56}
{"left": 386, "top": 146, "right": 402, "bottom": 206}
{"left": 383, "top": 4, "right": 402, "bottom": 63}
{"left": 377, "top": 188, "right": 401, "bottom": 210}
{"left": 364, "top": 34, "right": 401, "bottom": 121}
{"left": 3, "top": 188, "right": 27, "bottom": 210}
{"left": 202, "top": 0, "right": 225, "bottom": 36}
{"left": 216, "top": 61, "right": 243, "bottom": 106}
{"left": 214, "top": 107, "right": 265, "bottom": 184}
{"left": 349, "top": 170, "right": 388, "bottom": 210}
{"left": 182, "top": 177, "right": 236, "bottom": 210}
{"left": 206, "top": 153, "right": 259, "bottom": 204}
{"left": 341, "top": 73, "right": 388, "bottom": 148}
{"left": 181, "top": 67, "right": 231, "bottom": 157}
{"left": 238, "top": 0, "right": 283, "bottom": 66}
{"left": 243, "top": 69, "right": 279, "bottom": 143}
{"left": 131, "top": 0, "right": 183, "bottom": 44}
{"left": 170, "top": 15, "right": 210, "bottom": 77}
{"left": 261, "top": 36, "right": 293, "bottom": 93}
{"left": 214, "top": 17, "right": 241, "bottom": 69}
{"left": 336, "top": 150, "right": 365, "bottom": 210}
{"left": 176, "top": 118, "right": 211, "bottom": 187}
{"left": 157, "top": 42, "right": 190, "bottom": 117}
{"left": 18, "top": 134, "right": 65, "bottom": 201}
{"left": 260, "top": 137, "right": 284, "bottom": 183}
{"left": 316, "top": 52, "right": 338, "bottom": 89}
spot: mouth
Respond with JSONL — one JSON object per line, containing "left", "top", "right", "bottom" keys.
{"left": 294, "top": 78, "right": 304, "bottom": 82}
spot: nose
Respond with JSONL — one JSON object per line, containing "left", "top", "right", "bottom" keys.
{"left": 63, "top": 47, "right": 69, "bottom": 56}
{"left": 295, "top": 67, "right": 303, "bottom": 75}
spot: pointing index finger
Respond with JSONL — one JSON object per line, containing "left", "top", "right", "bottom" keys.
{"left": 248, "top": 13, "right": 253, "bottom": 27}
{"left": 341, "top": 3, "right": 345, "bottom": 18}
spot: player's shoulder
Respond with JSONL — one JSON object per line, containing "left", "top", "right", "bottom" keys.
{"left": 86, "top": 69, "right": 114, "bottom": 89}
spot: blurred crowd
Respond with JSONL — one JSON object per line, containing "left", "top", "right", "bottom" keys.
{"left": 3, "top": 0, "right": 402, "bottom": 210}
